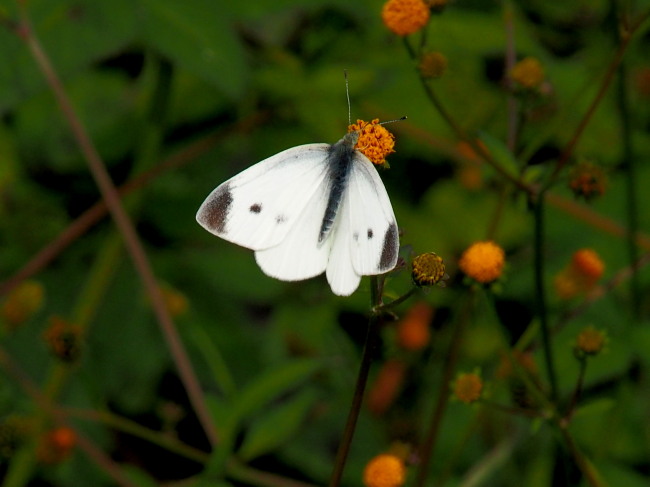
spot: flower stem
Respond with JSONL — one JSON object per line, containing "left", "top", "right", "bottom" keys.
{"left": 328, "top": 276, "right": 383, "bottom": 487}
{"left": 533, "top": 194, "right": 558, "bottom": 401}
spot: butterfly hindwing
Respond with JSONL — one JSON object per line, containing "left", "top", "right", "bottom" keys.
{"left": 343, "top": 152, "right": 399, "bottom": 276}
{"left": 196, "top": 144, "right": 330, "bottom": 251}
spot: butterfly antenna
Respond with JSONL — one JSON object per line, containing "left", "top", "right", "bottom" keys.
{"left": 379, "top": 116, "right": 408, "bottom": 126}
{"left": 344, "top": 69, "right": 351, "bottom": 126}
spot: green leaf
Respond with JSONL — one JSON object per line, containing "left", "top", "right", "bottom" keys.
{"left": 573, "top": 398, "right": 616, "bottom": 420}
{"left": 238, "top": 389, "right": 319, "bottom": 461}
{"left": 138, "top": 0, "right": 247, "bottom": 99}
{"left": 477, "top": 131, "right": 521, "bottom": 179}
{"left": 232, "top": 358, "right": 322, "bottom": 424}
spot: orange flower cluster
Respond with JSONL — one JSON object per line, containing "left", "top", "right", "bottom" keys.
{"left": 349, "top": 119, "right": 396, "bottom": 166}
{"left": 510, "top": 57, "right": 545, "bottom": 90}
{"left": 452, "top": 372, "right": 483, "bottom": 404}
{"left": 37, "top": 427, "right": 77, "bottom": 464}
{"left": 575, "top": 326, "right": 607, "bottom": 357}
{"left": 412, "top": 252, "right": 447, "bottom": 287}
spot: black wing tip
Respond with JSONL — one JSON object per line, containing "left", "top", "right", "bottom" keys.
{"left": 197, "top": 183, "right": 232, "bottom": 234}
{"left": 378, "top": 223, "right": 399, "bottom": 271}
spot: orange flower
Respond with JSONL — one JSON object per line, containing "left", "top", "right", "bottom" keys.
{"left": 458, "top": 241, "right": 505, "bottom": 284}
{"left": 396, "top": 302, "right": 434, "bottom": 351}
{"left": 510, "top": 57, "right": 545, "bottom": 89}
{"left": 367, "top": 359, "right": 406, "bottom": 415}
{"left": 452, "top": 372, "right": 483, "bottom": 404}
{"left": 349, "top": 119, "right": 396, "bottom": 166}
{"left": 575, "top": 326, "right": 607, "bottom": 356}
{"left": 382, "top": 0, "right": 430, "bottom": 36}
{"left": 363, "top": 453, "right": 406, "bottom": 487}
{"left": 37, "top": 427, "right": 76, "bottom": 464}
{"left": 554, "top": 249, "right": 604, "bottom": 300}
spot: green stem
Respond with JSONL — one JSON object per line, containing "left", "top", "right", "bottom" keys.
{"left": 534, "top": 193, "right": 558, "bottom": 401}
{"left": 415, "top": 294, "right": 468, "bottom": 487}
{"left": 329, "top": 276, "right": 383, "bottom": 487}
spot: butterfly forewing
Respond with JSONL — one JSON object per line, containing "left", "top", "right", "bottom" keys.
{"left": 196, "top": 144, "right": 330, "bottom": 251}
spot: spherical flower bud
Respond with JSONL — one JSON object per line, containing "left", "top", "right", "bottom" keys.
{"left": 458, "top": 241, "right": 505, "bottom": 284}
{"left": 43, "top": 316, "right": 83, "bottom": 363}
{"left": 382, "top": 0, "right": 430, "bottom": 36}
{"left": 37, "top": 427, "right": 77, "bottom": 464}
{"left": 349, "top": 119, "right": 396, "bottom": 166}
{"left": 367, "top": 359, "right": 407, "bottom": 416}
{"left": 419, "top": 51, "right": 447, "bottom": 79}
{"left": 412, "top": 252, "right": 448, "bottom": 287}
{"left": 396, "top": 302, "right": 434, "bottom": 351}
{"left": 363, "top": 453, "right": 406, "bottom": 487}
{"left": 1, "top": 280, "right": 44, "bottom": 329}
{"left": 452, "top": 372, "right": 483, "bottom": 404}
{"left": 568, "top": 160, "right": 607, "bottom": 201}
{"left": 510, "top": 57, "right": 545, "bottom": 90}
{"left": 575, "top": 326, "right": 606, "bottom": 357}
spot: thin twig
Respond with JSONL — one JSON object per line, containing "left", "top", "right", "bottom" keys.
{"left": 15, "top": 3, "right": 218, "bottom": 447}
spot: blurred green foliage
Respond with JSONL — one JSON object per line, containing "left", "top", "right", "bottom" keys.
{"left": 1, "top": 0, "right": 650, "bottom": 486}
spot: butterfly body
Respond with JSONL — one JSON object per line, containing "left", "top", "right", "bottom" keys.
{"left": 197, "top": 131, "right": 398, "bottom": 296}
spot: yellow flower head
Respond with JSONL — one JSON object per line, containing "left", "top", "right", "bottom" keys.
{"left": 458, "top": 241, "right": 505, "bottom": 284}
{"left": 510, "top": 57, "right": 545, "bottom": 90}
{"left": 397, "top": 302, "right": 434, "bottom": 351}
{"left": 349, "top": 119, "right": 396, "bottom": 166}
{"left": 419, "top": 51, "right": 448, "bottom": 79}
{"left": 412, "top": 252, "right": 448, "bottom": 287}
{"left": 381, "top": 0, "right": 430, "bottom": 36}
{"left": 363, "top": 453, "right": 406, "bottom": 487}
{"left": 452, "top": 372, "right": 483, "bottom": 404}
{"left": 575, "top": 326, "right": 607, "bottom": 357}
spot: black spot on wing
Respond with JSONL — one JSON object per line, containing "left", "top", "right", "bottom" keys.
{"left": 367, "top": 229, "right": 373, "bottom": 239}
{"left": 378, "top": 223, "right": 398, "bottom": 271}
{"left": 250, "top": 203, "right": 262, "bottom": 213}
{"left": 200, "top": 184, "right": 232, "bottom": 234}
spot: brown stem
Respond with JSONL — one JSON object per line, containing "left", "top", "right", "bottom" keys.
{"left": 15, "top": 4, "right": 218, "bottom": 447}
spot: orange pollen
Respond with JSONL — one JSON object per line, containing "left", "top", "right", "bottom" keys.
{"left": 348, "top": 119, "right": 396, "bottom": 165}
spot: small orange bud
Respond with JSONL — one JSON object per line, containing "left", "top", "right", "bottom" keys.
{"left": 367, "top": 359, "right": 407, "bottom": 416}
{"left": 43, "top": 316, "right": 83, "bottom": 363}
{"left": 452, "top": 372, "right": 483, "bottom": 404}
{"left": 510, "top": 57, "right": 545, "bottom": 90}
{"left": 575, "top": 326, "right": 606, "bottom": 357}
{"left": 37, "top": 427, "right": 76, "bottom": 464}
{"left": 554, "top": 249, "right": 604, "bottom": 300}
{"left": 396, "top": 302, "right": 434, "bottom": 351}
{"left": 419, "top": 51, "right": 447, "bottom": 79}
{"left": 1, "top": 280, "right": 44, "bottom": 329}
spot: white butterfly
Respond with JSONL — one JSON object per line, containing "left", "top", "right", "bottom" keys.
{"left": 196, "top": 129, "right": 399, "bottom": 296}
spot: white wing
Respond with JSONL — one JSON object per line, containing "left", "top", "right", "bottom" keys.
{"left": 196, "top": 144, "right": 330, "bottom": 251}
{"left": 326, "top": 152, "right": 399, "bottom": 296}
